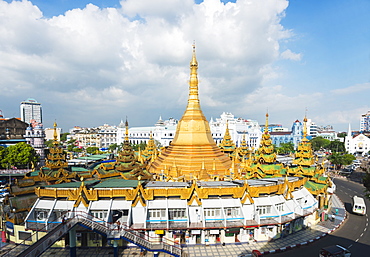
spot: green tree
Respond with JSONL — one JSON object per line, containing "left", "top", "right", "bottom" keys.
{"left": 72, "top": 147, "right": 83, "bottom": 153}
{"left": 0, "top": 146, "right": 6, "bottom": 168}
{"left": 60, "top": 133, "right": 70, "bottom": 142}
{"left": 327, "top": 140, "right": 345, "bottom": 153}
{"left": 108, "top": 143, "right": 118, "bottom": 152}
{"left": 66, "top": 139, "right": 77, "bottom": 152}
{"left": 275, "top": 142, "right": 295, "bottom": 155}
{"left": 337, "top": 132, "right": 347, "bottom": 138}
{"left": 341, "top": 153, "right": 356, "bottom": 165}
{"left": 45, "top": 140, "right": 54, "bottom": 148}
{"left": 363, "top": 170, "right": 370, "bottom": 199}
{"left": 4, "top": 142, "right": 39, "bottom": 169}
{"left": 309, "top": 137, "right": 330, "bottom": 151}
{"left": 86, "top": 146, "right": 99, "bottom": 154}
{"left": 67, "top": 144, "right": 74, "bottom": 152}
{"left": 132, "top": 142, "right": 147, "bottom": 151}
{"left": 327, "top": 153, "right": 355, "bottom": 170}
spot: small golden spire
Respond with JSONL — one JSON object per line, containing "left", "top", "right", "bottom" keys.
{"left": 302, "top": 114, "right": 309, "bottom": 142}
{"left": 264, "top": 112, "right": 269, "bottom": 133}
{"left": 188, "top": 43, "right": 200, "bottom": 110}
{"left": 125, "top": 117, "right": 129, "bottom": 141}
{"left": 52, "top": 121, "right": 59, "bottom": 146}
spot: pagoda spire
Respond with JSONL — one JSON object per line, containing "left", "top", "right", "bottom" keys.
{"left": 302, "top": 115, "right": 309, "bottom": 143}
{"left": 219, "top": 121, "right": 236, "bottom": 156}
{"left": 125, "top": 118, "right": 129, "bottom": 142}
{"left": 187, "top": 43, "right": 201, "bottom": 111}
{"left": 264, "top": 112, "right": 269, "bottom": 133}
{"left": 53, "top": 121, "right": 58, "bottom": 146}
{"left": 148, "top": 44, "right": 232, "bottom": 180}
{"left": 254, "top": 112, "right": 276, "bottom": 164}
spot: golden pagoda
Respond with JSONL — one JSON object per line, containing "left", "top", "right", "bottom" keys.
{"left": 148, "top": 44, "right": 232, "bottom": 180}
{"left": 92, "top": 119, "right": 152, "bottom": 180}
{"left": 140, "top": 132, "right": 158, "bottom": 164}
{"left": 254, "top": 113, "right": 276, "bottom": 164}
{"left": 219, "top": 121, "right": 236, "bottom": 157}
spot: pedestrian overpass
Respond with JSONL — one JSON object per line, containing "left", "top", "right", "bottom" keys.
{"left": 2, "top": 212, "right": 184, "bottom": 257}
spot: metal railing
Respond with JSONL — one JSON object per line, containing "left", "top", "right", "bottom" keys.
{"left": 4, "top": 211, "right": 182, "bottom": 257}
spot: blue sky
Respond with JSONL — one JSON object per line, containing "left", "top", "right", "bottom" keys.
{"left": 1, "top": 0, "right": 369, "bottom": 132}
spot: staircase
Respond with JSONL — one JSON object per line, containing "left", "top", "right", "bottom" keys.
{"left": 3, "top": 212, "right": 183, "bottom": 257}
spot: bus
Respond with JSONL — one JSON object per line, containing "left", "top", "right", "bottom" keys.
{"left": 352, "top": 196, "right": 366, "bottom": 215}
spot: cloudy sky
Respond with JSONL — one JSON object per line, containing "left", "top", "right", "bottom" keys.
{"left": 1, "top": 0, "right": 369, "bottom": 132}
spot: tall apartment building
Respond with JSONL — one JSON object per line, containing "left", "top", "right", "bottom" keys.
{"left": 24, "top": 122, "right": 46, "bottom": 166}
{"left": 306, "top": 118, "right": 318, "bottom": 138}
{"left": 20, "top": 98, "right": 42, "bottom": 124}
{"left": 360, "top": 111, "right": 370, "bottom": 132}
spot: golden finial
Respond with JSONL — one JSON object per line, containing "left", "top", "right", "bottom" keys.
{"left": 264, "top": 111, "right": 269, "bottom": 133}
{"left": 190, "top": 41, "right": 198, "bottom": 67}
{"left": 302, "top": 110, "right": 308, "bottom": 142}
{"left": 187, "top": 43, "right": 200, "bottom": 111}
{"left": 125, "top": 117, "right": 129, "bottom": 141}
{"left": 53, "top": 120, "right": 58, "bottom": 145}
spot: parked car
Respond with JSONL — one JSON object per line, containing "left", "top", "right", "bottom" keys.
{"left": 319, "top": 245, "right": 351, "bottom": 257}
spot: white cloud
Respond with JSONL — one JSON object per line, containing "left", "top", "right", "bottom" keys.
{"left": 280, "top": 49, "right": 302, "bottom": 61}
{"left": 0, "top": 0, "right": 301, "bottom": 130}
{"left": 331, "top": 83, "right": 370, "bottom": 95}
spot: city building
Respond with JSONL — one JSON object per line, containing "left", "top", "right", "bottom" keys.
{"left": 119, "top": 117, "right": 179, "bottom": 147}
{"left": 20, "top": 98, "right": 42, "bottom": 124}
{"left": 126, "top": 113, "right": 262, "bottom": 149}
{"left": 0, "top": 117, "right": 28, "bottom": 147}
{"left": 345, "top": 124, "right": 370, "bottom": 156}
{"left": 24, "top": 121, "right": 46, "bottom": 166}
{"left": 360, "top": 110, "right": 370, "bottom": 132}
{"left": 68, "top": 124, "right": 118, "bottom": 150}
{"left": 306, "top": 119, "right": 318, "bottom": 138}
{"left": 209, "top": 112, "right": 262, "bottom": 149}
{"left": 44, "top": 127, "right": 61, "bottom": 141}
{"left": 270, "top": 120, "right": 303, "bottom": 149}
{"left": 99, "top": 124, "right": 118, "bottom": 149}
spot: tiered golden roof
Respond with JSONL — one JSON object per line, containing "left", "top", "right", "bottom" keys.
{"left": 139, "top": 132, "right": 158, "bottom": 164}
{"left": 292, "top": 116, "right": 315, "bottom": 167}
{"left": 253, "top": 113, "right": 276, "bottom": 164}
{"left": 92, "top": 119, "right": 151, "bottom": 180}
{"left": 148, "top": 45, "right": 232, "bottom": 180}
{"left": 44, "top": 121, "right": 68, "bottom": 171}
{"left": 289, "top": 116, "right": 331, "bottom": 193}
{"left": 219, "top": 121, "right": 236, "bottom": 157}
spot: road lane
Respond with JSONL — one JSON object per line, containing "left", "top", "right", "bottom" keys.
{"left": 271, "top": 177, "right": 370, "bottom": 257}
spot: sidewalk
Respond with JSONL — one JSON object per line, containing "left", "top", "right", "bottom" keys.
{"left": 1, "top": 194, "right": 346, "bottom": 257}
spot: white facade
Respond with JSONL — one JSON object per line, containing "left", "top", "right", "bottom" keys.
{"left": 24, "top": 123, "right": 46, "bottom": 166}
{"left": 317, "top": 130, "right": 338, "bottom": 141}
{"left": 69, "top": 113, "right": 262, "bottom": 149}
{"left": 209, "top": 112, "right": 262, "bottom": 148}
{"left": 360, "top": 110, "right": 370, "bottom": 132}
{"left": 345, "top": 124, "right": 370, "bottom": 156}
{"left": 44, "top": 127, "right": 62, "bottom": 141}
{"left": 69, "top": 125, "right": 117, "bottom": 149}
{"left": 99, "top": 124, "right": 117, "bottom": 149}
{"left": 25, "top": 178, "right": 319, "bottom": 245}
{"left": 306, "top": 119, "right": 318, "bottom": 138}
{"left": 124, "top": 113, "right": 262, "bottom": 148}
{"left": 20, "top": 98, "right": 42, "bottom": 124}
{"left": 119, "top": 117, "right": 178, "bottom": 147}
